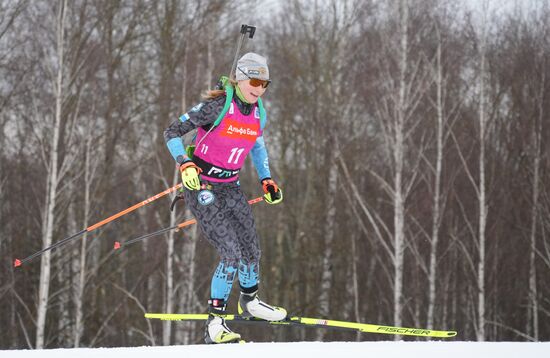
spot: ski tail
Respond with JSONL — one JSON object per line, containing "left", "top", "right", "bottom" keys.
{"left": 144, "top": 313, "right": 457, "bottom": 338}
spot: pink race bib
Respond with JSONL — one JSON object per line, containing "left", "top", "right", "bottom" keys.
{"left": 194, "top": 101, "right": 262, "bottom": 182}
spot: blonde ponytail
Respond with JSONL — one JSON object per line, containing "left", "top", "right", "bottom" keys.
{"left": 202, "top": 79, "right": 237, "bottom": 100}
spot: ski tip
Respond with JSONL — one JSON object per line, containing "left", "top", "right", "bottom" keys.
{"left": 14, "top": 258, "right": 22, "bottom": 268}
{"left": 113, "top": 242, "right": 121, "bottom": 250}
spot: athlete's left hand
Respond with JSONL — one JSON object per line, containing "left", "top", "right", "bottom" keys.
{"left": 261, "top": 178, "right": 283, "bottom": 205}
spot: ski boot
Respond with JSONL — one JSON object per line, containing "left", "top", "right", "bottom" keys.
{"left": 238, "top": 290, "right": 287, "bottom": 321}
{"left": 205, "top": 299, "right": 241, "bottom": 344}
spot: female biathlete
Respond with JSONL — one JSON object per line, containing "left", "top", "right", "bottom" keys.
{"left": 164, "top": 53, "right": 285, "bottom": 344}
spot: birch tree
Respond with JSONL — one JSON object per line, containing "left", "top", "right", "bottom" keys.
{"left": 392, "top": 0, "right": 408, "bottom": 332}
{"left": 35, "top": 0, "right": 68, "bottom": 348}
{"left": 425, "top": 23, "right": 445, "bottom": 332}
{"left": 527, "top": 73, "right": 543, "bottom": 341}
{"left": 425, "top": 9, "right": 464, "bottom": 331}
{"left": 526, "top": 7, "right": 549, "bottom": 341}
{"left": 473, "top": 5, "right": 490, "bottom": 341}
{"left": 371, "top": 0, "right": 432, "bottom": 333}
{"left": 153, "top": 0, "right": 186, "bottom": 345}
{"left": 73, "top": 107, "right": 102, "bottom": 347}
{"left": 174, "top": 50, "right": 196, "bottom": 346}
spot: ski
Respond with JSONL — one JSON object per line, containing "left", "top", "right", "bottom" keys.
{"left": 144, "top": 313, "right": 457, "bottom": 338}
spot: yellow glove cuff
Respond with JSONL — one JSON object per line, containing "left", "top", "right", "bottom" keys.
{"left": 264, "top": 188, "right": 283, "bottom": 205}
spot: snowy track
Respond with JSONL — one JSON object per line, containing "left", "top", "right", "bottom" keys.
{"left": 2, "top": 341, "right": 549, "bottom": 358}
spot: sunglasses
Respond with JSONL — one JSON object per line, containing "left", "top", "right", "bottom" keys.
{"left": 237, "top": 67, "right": 271, "bottom": 88}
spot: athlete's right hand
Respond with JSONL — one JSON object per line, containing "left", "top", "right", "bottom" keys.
{"left": 180, "top": 161, "right": 202, "bottom": 190}
{"left": 261, "top": 178, "right": 283, "bottom": 204}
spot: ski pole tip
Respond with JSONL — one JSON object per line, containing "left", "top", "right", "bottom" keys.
{"left": 113, "top": 242, "right": 121, "bottom": 250}
{"left": 14, "top": 259, "right": 22, "bottom": 268}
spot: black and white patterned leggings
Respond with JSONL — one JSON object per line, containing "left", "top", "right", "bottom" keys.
{"left": 184, "top": 181, "right": 261, "bottom": 301}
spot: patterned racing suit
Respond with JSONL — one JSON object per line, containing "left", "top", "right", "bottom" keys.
{"left": 164, "top": 93, "right": 272, "bottom": 301}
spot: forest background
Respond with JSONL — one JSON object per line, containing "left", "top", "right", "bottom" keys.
{"left": 1, "top": 0, "right": 549, "bottom": 349}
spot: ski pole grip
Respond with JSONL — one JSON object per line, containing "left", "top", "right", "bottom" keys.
{"left": 240, "top": 24, "right": 256, "bottom": 38}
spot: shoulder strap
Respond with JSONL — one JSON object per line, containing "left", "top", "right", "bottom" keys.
{"left": 213, "top": 85, "right": 234, "bottom": 128}
{"left": 257, "top": 97, "right": 267, "bottom": 130}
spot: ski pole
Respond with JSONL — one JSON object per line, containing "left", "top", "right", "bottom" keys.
{"left": 229, "top": 24, "right": 256, "bottom": 80}
{"left": 113, "top": 196, "right": 264, "bottom": 250}
{"left": 13, "top": 183, "right": 183, "bottom": 268}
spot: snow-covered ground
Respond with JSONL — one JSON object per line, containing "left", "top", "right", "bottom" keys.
{"left": 2, "top": 342, "right": 549, "bottom": 358}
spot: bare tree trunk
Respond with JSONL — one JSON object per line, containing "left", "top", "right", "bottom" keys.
{"left": 316, "top": 160, "right": 338, "bottom": 341}
{"left": 528, "top": 73, "right": 544, "bottom": 341}
{"left": 393, "top": 0, "right": 409, "bottom": 337}
{"left": 73, "top": 125, "right": 95, "bottom": 347}
{"left": 36, "top": 0, "right": 67, "bottom": 349}
{"left": 174, "top": 50, "right": 199, "bottom": 345}
{"left": 350, "top": 232, "right": 361, "bottom": 342}
{"left": 476, "top": 25, "right": 488, "bottom": 342}
{"left": 162, "top": 167, "right": 178, "bottom": 346}
{"left": 58, "top": 197, "right": 76, "bottom": 346}
{"left": 273, "top": 209, "right": 286, "bottom": 305}
{"left": 177, "top": 222, "right": 198, "bottom": 345}
{"left": 174, "top": 52, "right": 188, "bottom": 345}
{"left": 427, "top": 30, "right": 444, "bottom": 331}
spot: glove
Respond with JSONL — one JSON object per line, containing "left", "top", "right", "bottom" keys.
{"left": 261, "top": 178, "right": 283, "bottom": 205}
{"left": 180, "top": 161, "right": 202, "bottom": 190}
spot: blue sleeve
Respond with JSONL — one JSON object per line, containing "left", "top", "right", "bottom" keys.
{"left": 249, "top": 136, "right": 271, "bottom": 181}
{"left": 166, "top": 137, "right": 187, "bottom": 163}
{"left": 164, "top": 113, "right": 193, "bottom": 164}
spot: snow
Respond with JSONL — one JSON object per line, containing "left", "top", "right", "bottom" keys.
{"left": 2, "top": 342, "right": 549, "bottom": 358}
